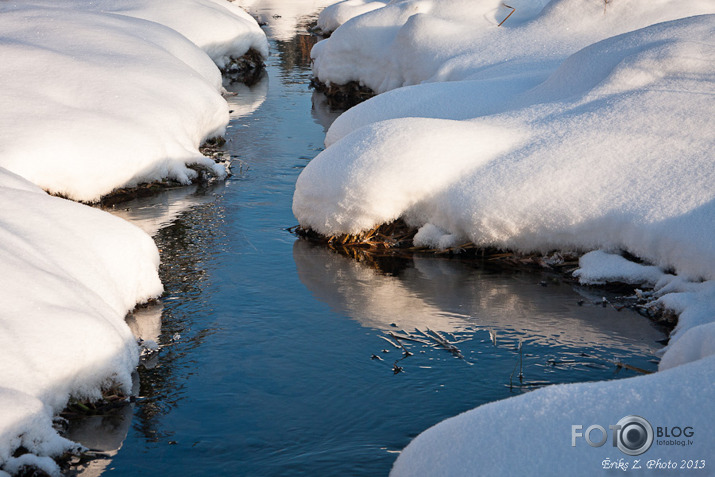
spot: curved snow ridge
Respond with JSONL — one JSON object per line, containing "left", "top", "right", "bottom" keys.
{"left": 295, "top": 15, "right": 715, "bottom": 282}
{"left": 111, "top": 0, "right": 270, "bottom": 67}
{"left": 0, "top": 169, "right": 163, "bottom": 473}
{"left": 317, "top": 0, "right": 390, "bottom": 34}
{"left": 311, "top": 0, "right": 714, "bottom": 94}
{"left": 390, "top": 353, "right": 715, "bottom": 477}
{"left": 9, "top": 0, "right": 270, "bottom": 67}
{"left": 293, "top": 117, "right": 528, "bottom": 236}
{"left": 0, "top": 0, "right": 267, "bottom": 202}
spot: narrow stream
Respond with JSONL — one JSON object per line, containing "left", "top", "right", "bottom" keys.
{"left": 68, "top": 12, "right": 665, "bottom": 477}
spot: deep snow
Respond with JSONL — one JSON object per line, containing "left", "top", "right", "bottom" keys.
{"left": 311, "top": 0, "right": 714, "bottom": 94}
{"left": 0, "top": 0, "right": 268, "bottom": 202}
{"left": 0, "top": 168, "right": 162, "bottom": 474}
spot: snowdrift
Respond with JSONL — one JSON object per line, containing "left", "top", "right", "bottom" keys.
{"left": 0, "top": 168, "right": 162, "bottom": 474}
{"left": 311, "top": 0, "right": 714, "bottom": 94}
{"left": 296, "top": 16, "right": 715, "bottom": 281}
{"left": 0, "top": 0, "right": 268, "bottom": 202}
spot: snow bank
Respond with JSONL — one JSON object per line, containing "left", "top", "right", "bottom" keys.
{"left": 311, "top": 0, "right": 714, "bottom": 94}
{"left": 575, "top": 251, "right": 715, "bottom": 371}
{"left": 236, "top": 0, "right": 340, "bottom": 40}
{"left": 296, "top": 12, "right": 715, "bottom": 474}
{"left": 295, "top": 16, "right": 715, "bottom": 281}
{"left": 391, "top": 353, "right": 715, "bottom": 476}
{"left": 317, "top": 0, "right": 389, "bottom": 34}
{"left": 15, "top": 0, "right": 269, "bottom": 68}
{"left": 0, "top": 0, "right": 267, "bottom": 202}
{"left": 0, "top": 168, "right": 162, "bottom": 473}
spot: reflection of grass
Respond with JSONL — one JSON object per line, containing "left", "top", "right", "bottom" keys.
{"left": 291, "top": 223, "right": 677, "bottom": 333}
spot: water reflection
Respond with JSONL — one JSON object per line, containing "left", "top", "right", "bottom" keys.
{"left": 74, "top": 4, "right": 669, "bottom": 474}
{"left": 311, "top": 91, "right": 344, "bottom": 132}
{"left": 224, "top": 71, "right": 269, "bottom": 120}
{"left": 293, "top": 240, "right": 663, "bottom": 355}
{"left": 107, "top": 183, "right": 225, "bottom": 237}
{"left": 126, "top": 304, "right": 163, "bottom": 345}
{"left": 66, "top": 306, "right": 164, "bottom": 476}
{"left": 64, "top": 405, "right": 134, "bottom": 477}
{"left": 236, "top": 0, "right": 336, "bottom": 41}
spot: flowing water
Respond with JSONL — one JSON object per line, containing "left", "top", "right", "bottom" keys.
{"left": 68, "top": 12, "right": 666, "bottom": 477}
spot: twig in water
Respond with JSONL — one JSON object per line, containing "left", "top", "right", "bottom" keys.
{"left": 425, "top": 328, "right": 465, "bottom": 359}
{"left": 580, "top": 352, "right": 653, "bottom": 375}
{"left": 388, "top": 331, "right": 430, "bottom": 345}
{"left": 509, "top": 340, "right": 524, "bottom": 389}
{"left": 392, "top": 336, "right": 414, "bottom": 358}
{"left": 378, "top": 335, "right": 401, "bottom": 349}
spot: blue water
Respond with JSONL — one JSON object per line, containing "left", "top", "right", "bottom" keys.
{"left": 69, "top": 19, "right": 665, "bottom": 477}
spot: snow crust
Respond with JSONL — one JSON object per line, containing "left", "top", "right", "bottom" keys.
{"left": 0, "top": 0, "right": 267, "bottom": 202}
{"left": 0, "top": 168, "right": 162, "bottom": 473}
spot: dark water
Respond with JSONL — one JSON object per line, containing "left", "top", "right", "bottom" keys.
{"left": 69, "top": 14, "right": 665, "bottom": 477}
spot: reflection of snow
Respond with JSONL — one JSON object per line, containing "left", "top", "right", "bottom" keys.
{"left": 292, "top": 240, "right": 662, "bottom": 353}
{"left": 64, "top": 404, "right": 134, "bottom": 477}
{"left": 235, "top": 0, "right": 338, "bottom": 40}
{"left": 224, "top": 72, "right": 269, "bottom": 119}
{"left": 310, "top": 92, "right": 345, "bottom": 132}
{"left": 108, "top": 183, "right": 225, "bottom": 237}
{"left": 0, "top": 0, "right": 267, "bottom": 202}
{"left": 126, "top": 304, "right": 163, "bottom": 344}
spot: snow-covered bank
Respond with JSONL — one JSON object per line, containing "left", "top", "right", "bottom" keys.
{"left": 310, "top": 0, "right": 714, "bottom": 94}
{"left": 293, "top": 6, "right": 715, "bottom": 473}
{"left": 391, "top": 353, "right": 715, "bottom": 476}
{"left": 316, "top": 0, "right": 389, "bottom": 34}
{"left": 0, "top": 169, "right": 162, "bottom": 474}
{"left": 0, "top": 0, "right": 268, "bottom": 202}
{"left": 0, "top": 0, "right": 269, "bottom": 473}
{"left": 295, "top": 15, "right": 715, "bottom": 280}
{"left": 12, "top": 0, "right": 269, "bottom": 69}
